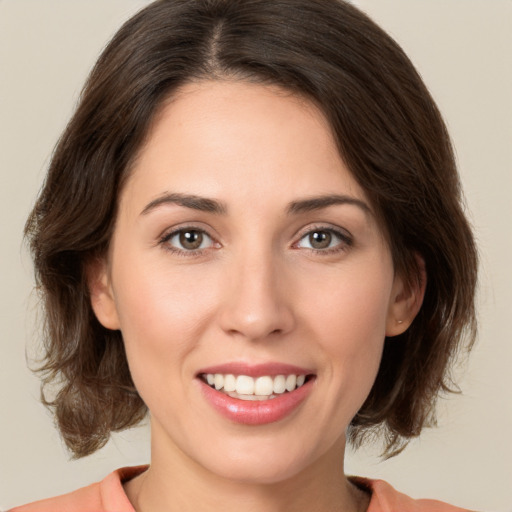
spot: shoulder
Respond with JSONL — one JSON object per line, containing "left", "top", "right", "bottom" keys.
{"left": 7, "top": 466, "right": 148, "bottom": 512}
{"left": 351, "top": 477, "right": 477, "bottom": 512}
{"left": 8, "top": 482, "right": 103, "bottom": 512}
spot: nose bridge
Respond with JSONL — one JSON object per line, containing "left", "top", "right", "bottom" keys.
{"left": 219, "top": 242, "right": 294, "bottom": 341}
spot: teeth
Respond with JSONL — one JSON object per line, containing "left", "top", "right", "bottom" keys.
{"left": 224, "top": 374, "right": 236, "bottom": 392}
{"left": 273, "top": 375, "right": 286, "bottom": 394}
{"left": 203, "top": 373, "right": 308, "bottom": 397}
{"left": 285, "top": 374, "right": 297, "bottom": 392}
{"left": 254, "top": 376, "right": 273, "bottom": 395}
{"left": 214, "top": 374, "right": 224, "bottom": 390}
{"left": 236, "top": 375, "right": 255, "bottom": 395}
{"left": 227, "top": 391, "right": 276, "bottom": 401}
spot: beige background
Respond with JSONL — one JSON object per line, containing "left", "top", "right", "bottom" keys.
{"left": 1, "top": 0, "right": 511, "bottom": 510}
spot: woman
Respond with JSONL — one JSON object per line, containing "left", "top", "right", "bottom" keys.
{"left": 11, "top": 0, "right": 478, "bottom": 510}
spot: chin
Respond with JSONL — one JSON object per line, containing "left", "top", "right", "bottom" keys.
{"left": 205, "top": 453, "right": 309, "bottom": 485}
{"left": 191, "top": 431, "right": 338, "bottom": 485}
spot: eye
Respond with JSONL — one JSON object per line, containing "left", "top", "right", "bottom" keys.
{"left": 161, "top": 228, "right": 215, "bottom": 252}
{"left": 296, "top": 228, "right": 351, "bottom": 252}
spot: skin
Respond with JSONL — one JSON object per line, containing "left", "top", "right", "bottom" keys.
{"left": 90, "top": 80, "right": 423, "bottom": 512}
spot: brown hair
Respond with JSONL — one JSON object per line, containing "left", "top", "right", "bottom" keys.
{"left": 25, "top": 0, "right": 477, "bottom": 458}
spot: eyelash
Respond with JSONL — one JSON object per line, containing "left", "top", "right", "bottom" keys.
{"left": 159, "top": 226, "right": 218, "bottom": 257}
{"left": 158, "top": 225, "right": 353, "bottom": 257}
{"left": 293, "top": 225, "right": 353, "bottom": 255}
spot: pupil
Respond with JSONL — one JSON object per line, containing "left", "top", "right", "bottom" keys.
{"left": 180, "top": 230, "right": 202, "bottom": 250}
{"left": 310, "top": 231, "right": 331, "bottom": 249}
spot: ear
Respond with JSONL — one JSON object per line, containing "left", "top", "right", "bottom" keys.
{"left": 86, "top": 256, "right": 120, "bottom": 330}
{"left": 385, "top": 255, "right": 426, "bottom": 337}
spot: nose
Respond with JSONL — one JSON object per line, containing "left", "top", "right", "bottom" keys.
{"left": 218, "top": 250, "right": 296, "bottom": 342}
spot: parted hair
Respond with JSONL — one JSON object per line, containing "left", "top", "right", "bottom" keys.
{"left": 25, "top": 0, "right": 477, "bottom": 458}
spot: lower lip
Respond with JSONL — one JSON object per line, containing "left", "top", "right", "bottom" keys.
{"left": 198, "top": 378, "right": 314, "bottom": 425}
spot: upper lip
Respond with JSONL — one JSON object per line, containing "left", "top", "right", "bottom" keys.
{"left": 196, "top": 362, "right": 314, "bottom": 378}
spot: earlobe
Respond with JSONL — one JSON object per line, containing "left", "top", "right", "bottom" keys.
{"left": 87, "top": 257, "right": 120, "bottom": 330}
{"left": 385, "top": 256, "right": 426, "bottom": 337}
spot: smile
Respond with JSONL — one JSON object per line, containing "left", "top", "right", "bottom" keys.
{"left": 196, "top": 364, "right": 316, "bottom": 425}
{"left": 201, "top": 373, "right": 308, "bottom": 400}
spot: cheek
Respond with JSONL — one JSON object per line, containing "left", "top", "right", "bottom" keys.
{"left": 300, "top": 259, "right": 393, "bottom": 398}
{"left": 304, "top": 260, "right": 392, "bottom": 346}
{"left": 111, "top": 257, "right": 222, "bottom": 382}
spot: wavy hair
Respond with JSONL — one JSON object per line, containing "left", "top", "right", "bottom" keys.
{"left": 25, "top": 0, "right": 477, "bottom": 458}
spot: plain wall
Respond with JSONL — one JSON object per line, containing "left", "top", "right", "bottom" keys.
{"left": 0, "top": 0, "right": 510, "bottom": 510}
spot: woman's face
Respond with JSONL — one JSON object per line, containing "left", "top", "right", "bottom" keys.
{"left": 92, "top": 80, "right": 412, "bottom": 483}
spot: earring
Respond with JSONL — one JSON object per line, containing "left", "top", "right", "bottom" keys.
{"left": 397, "top": 320, "right": 403, "bottom": 324}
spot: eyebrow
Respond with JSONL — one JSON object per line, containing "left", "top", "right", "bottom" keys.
{"left": 287, "top": 194, "right": 371, "bottom": 215}
{"left": 140, "top": 192, "right": 370, "bottom": 217}
{"left": 141, "top": 192, "right": 227, "bottom": 216}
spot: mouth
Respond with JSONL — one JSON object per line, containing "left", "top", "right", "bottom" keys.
{"left": 196, "top": 364, "right": 316, "bottom": 425}
{"left": 199, "top": 373, "right": 314, "bottom": 401}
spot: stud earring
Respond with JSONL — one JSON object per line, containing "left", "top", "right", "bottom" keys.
{"left": 397, "top": 320, "right": 403, "bottom": 324}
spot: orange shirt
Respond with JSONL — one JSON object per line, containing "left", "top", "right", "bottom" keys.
{"left": 8, "top": 466, "right": 474, "bottom": 512}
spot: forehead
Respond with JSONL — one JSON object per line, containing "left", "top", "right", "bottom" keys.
{"left": 122, "top": 79, "right": 370, "bottom": 215}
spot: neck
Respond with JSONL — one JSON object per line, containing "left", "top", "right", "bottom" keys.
{"left": 125, "top": 422, "right": 369, "bottom": 512}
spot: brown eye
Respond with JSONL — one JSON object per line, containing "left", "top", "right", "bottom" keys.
{"left": 308, "top": 231, "right": 332, "bottom": 249}
{"left": 296, "top": 227, "right": 351, "bottom": 253}
{"left": 179, "top": 230, "right": 204, "bottom": 250}
{"left": 163, "top": 228, "right": 214, "bottom": 252}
